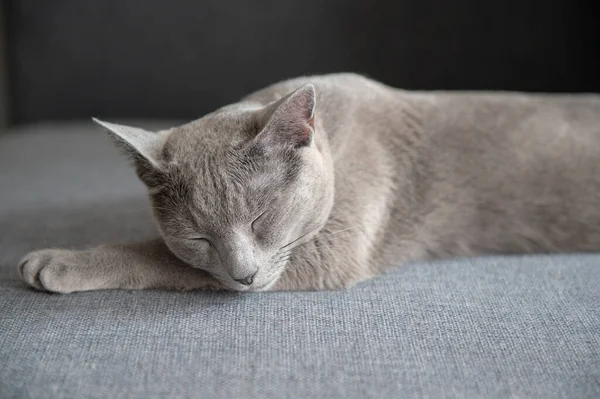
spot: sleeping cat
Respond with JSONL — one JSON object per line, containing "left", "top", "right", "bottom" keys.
{"left": 18, "top": 73, "right": 600, "bottom": 293}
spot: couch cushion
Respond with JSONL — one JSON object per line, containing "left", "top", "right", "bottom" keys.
{"left": 1, "top": 123, "right": 599, "bottom": 398}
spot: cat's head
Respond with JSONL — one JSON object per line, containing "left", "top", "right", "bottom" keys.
{"left": 94, "top": 84, "right": 334, "bottom": 290}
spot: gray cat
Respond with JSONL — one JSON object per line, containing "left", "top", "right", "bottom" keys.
{"left": 18, "top": 73, "right": 600, "bottom": 293}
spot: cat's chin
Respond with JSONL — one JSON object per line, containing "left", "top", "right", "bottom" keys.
{"left": 226, "top": 277, "right": 278, "bottom": 292}
{"left": 250, "top": 279, "right": 278, "bottom": 292}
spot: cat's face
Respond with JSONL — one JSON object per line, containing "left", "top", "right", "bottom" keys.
{"left": 95, "top": 84, "right": 334, "bottom": 290}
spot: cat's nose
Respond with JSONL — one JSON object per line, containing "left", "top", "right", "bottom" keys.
{"left": 234, "top": 270, "right": 257, "bottom": 286}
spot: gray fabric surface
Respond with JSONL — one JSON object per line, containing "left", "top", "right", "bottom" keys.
{"left": 1, "top": 123, "right": 599, "bottom": 398}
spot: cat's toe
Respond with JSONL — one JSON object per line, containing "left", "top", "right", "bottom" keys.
{"left": 18, "top": 251, "right": 52, "bottom": 291}
{"left": 18, "top": 250, "right": 80, "bottom": 294}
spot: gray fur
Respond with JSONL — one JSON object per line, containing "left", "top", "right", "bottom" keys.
{"left": 18, "top": 73, "right": 600, "bottom": 293}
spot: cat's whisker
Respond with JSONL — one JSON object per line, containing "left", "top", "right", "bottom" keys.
{"left": 279, "top": 242, "right": 313, "bottom": 257}
{"left": 310, "top": 241, "right": 356, "bottom": 252}
{"left": 273, "top": 258, "right": 290, "bottom": 267}
{"left": 319, "top": 225, "right": 361, "bottom": 237}
{"left": 278, "top": 246, "right": 302, "bottom": 259}
{"left": 278, "top": 231, "right": 326, "bottom": 255}
{"left": 314, "top": 232, "right": 359, "bottom": 246}
{"left": 279, "top": 228, "right": 359, "bottom": 255}
{"left": 282, "top": 231, "right": 352, "bottom": 256}
{"left": 279, "top": 222, "right": 327, "bottom": 251}
{"left": 275, "top": 254, "right": 290, "bottom": 261}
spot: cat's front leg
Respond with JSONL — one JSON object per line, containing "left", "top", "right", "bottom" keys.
{"left": 18, "top": 239, "right": 222, "bottom": 294}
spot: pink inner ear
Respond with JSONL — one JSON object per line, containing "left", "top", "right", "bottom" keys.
{"left": 307, "top": 115, "right": 315, "bottom": 130}
{"left": 299, "top": 115, "right": 315, "bottom": 142}
{"left": 259, "top": 84, "right": 316, "bottom": 147}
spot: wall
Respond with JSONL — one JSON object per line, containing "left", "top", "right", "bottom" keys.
{"left": 5, "top": 1, "right": 600, "bottom": 124}
{"left": 0, "top": 4, "right": 8, "bottom": 128}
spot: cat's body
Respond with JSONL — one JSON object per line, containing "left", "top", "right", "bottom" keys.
{"left": 19, "top": 73, "right": 600, "bottom": 293}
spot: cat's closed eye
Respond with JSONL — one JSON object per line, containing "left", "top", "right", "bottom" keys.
{"left": 189, "top": 237, "right": 212, "bottom": 247}
{"left": 251, "top": 211, "right": 266, "bottom": 233}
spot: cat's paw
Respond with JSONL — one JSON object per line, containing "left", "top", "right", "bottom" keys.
{"left": 18, "top": 249, "right": 84, "bottom": 294}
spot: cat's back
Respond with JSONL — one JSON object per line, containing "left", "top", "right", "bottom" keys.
{"left": 414, "top": 90, "right": 600, "bottom": 174}
{"left": 417, "top": 90, "right": 600, "bottom": 134}
{"left": 248, "top": 74, "right": 600, "bottom": 131}
{"left": 243, "top": 73, "right": 391, "bottom": 106}
{"left": 245, "top": 74, "right": 600, "bottom": 173}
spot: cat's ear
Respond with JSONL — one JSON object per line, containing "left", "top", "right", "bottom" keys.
{"left": 92, "top": 118, "right": 166, "bottom": 170}
{"left": 256, "top": 83, "right": 316, "bottom": 149}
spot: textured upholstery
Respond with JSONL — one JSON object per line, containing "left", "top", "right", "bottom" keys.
{"left": 1, "top": 123, "right": 599, "bottom": 398}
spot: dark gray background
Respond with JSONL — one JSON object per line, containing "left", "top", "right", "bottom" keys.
{"left": 3, "top": 0, "right": 599, "bottom": 125}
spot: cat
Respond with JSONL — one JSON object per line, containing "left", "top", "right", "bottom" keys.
{"left": 18, "top": 73, "right": 600, "bottom": 294}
